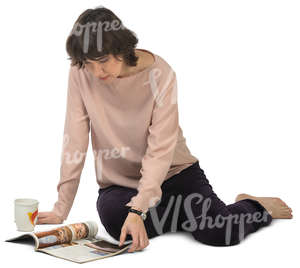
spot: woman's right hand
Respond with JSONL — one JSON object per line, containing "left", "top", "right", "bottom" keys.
{"left": 36, "top": 211, "right": 64, "bottom": 225}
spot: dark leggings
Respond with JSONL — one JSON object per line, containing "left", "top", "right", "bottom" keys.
{"left": 96, "top": 161, "right": 272, "bottom": 246}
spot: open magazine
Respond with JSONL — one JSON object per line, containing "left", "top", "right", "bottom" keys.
{"left": 5, "top": 221, "right": 131, "bottom": 263}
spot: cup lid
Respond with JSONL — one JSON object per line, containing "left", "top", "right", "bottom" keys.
{"left": 15, "top": 198, "right": 39, "bottom": 206}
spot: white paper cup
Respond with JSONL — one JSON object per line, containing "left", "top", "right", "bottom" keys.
{"left": 14, "top": 198, "right": 39, "bottom": 232}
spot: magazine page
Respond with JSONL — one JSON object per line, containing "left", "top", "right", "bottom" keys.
{"left": 5, "top": 232, "right": 40, "bottom": 250}
{"left": 5, "top": 221, "right": 132, "bottom": 263}
{"left": 5, "top": 221, "right": 97, "bottom": 250}
{"left": 38, "top": 236, "right": 131, "bottom": 263}
{"left": 34, "top": 221, "right": 98, "bottom": 249}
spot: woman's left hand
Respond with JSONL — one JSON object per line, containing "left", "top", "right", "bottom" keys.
{"left": 119, "top": 212, "right": 149, "bottom": 253}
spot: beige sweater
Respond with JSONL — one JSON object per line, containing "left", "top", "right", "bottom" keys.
{"left": 52, "top": 49, "right": 198, "bottom": 220}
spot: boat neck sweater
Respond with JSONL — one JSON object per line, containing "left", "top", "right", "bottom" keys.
{"left": 52, "top": 49, "right": 199, "bottom": 220}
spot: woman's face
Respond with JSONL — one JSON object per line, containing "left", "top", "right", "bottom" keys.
{"left": 84, "top": 54, "right": 125, "bottom": 82}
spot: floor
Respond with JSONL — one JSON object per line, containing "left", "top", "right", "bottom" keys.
{"left": 1, "top": 213, "right": 298, "bottom": 267}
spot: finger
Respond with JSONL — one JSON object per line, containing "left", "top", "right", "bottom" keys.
{"left": 37, "top": 212, "right": 48, "bottom": 218}
{"left": 137, "top": 232, "right": 145, "bottom": 251}
{"left": 36, "top": 217, "right": 59, "bottom": 225}
{"left": 128, "top": 231, "right": 139, "bottom": 253}
{"left": 37, "top": 217, "right": 55, "bottom": 224}
{"left": 36, "top": 217, "right": 48, "bottom": 224}
{"left": 144, "top": 233, "right": 149, "bottom": 248}
{"left": 138, "top": 231, "right": 148, "bottom": 250}
{"left": 142, "top": 230, "right": 149, "bottom": 248}
{"left": 38, "top": 212, "right": 53, "bottom": 218}
{"left": 119, "top": 227, "right": 127, "bottom": 247}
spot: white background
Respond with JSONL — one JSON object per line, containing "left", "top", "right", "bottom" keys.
{"left": 0, "top": 0, "right": 299, "bottom": 267}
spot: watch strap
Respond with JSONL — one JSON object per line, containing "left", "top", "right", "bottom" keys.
{"left": 128, "top": 208, "right": 146, "bottom": 220}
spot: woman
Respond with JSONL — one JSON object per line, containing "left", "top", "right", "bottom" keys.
{"left": 37, "top": 6, "right": 293, "bottom": 252}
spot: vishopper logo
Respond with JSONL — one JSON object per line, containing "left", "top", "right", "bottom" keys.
{"left": 60, "top": 133, "right": 87, "bottom": 165}
{"left": 144, "top": 68, "right": 178, "bottom": 107}
{"left": 69, "top": 19, "right": 126, "bottom": 54}
{"left": 93, "top": 146, "right": 131, "bottom": 181}
{"left": 147, "top": 193, "right": 270, "bottom": 245}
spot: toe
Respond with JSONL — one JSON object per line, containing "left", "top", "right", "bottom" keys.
{"left": 282, "top": 212, "right": 292, "bottom": 219}
{"left": 273, "top": 197, "right": 288, "bottom": 206}
{"left": 283, "top": 209, "right": 292, "bottom": 215}
{"left": 286, "top": 211, "right": 293, "bottom": 216}
{"left": 278, "top": 198, "right": 286, "bottom": 205}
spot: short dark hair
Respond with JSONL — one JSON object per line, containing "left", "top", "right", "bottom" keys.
{"left": 66, "top": 6, "right": 139, "bottom": 69}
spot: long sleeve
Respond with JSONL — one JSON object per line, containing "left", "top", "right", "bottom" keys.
{"left": 125, "top": 69, "right": 179, "bottom": 213}
{"left": 52, "top": 66, "right": 90, "bottom": 221}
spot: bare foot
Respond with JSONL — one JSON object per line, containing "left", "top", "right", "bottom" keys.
{"left": 235, "top": 193, "right": 293, "bottom": 219}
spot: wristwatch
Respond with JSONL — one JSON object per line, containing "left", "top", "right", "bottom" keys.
{"left": 128, "top": 208, "right": 147, "bottom": 220}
